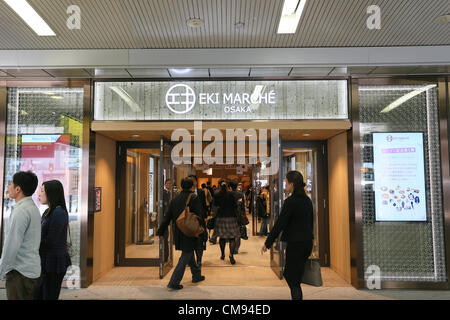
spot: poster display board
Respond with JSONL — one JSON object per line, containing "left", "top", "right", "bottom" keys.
{"left": 373, "top": 132, "right": 427, "bottom": 222}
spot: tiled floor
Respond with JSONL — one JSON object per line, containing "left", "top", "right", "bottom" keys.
{"left": 2, "top": 218, "right": 449, "bottom": 300}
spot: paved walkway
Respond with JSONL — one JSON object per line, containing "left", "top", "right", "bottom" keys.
{"left": 2, "top": 285, "right": 450, "bottom": 300}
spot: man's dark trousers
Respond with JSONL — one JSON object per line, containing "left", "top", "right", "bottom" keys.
{"left": 168, "top": 250, "right": 201, "bottom": 287}
{"left": 5, "top": 270, "right": 39, "bottom": 300}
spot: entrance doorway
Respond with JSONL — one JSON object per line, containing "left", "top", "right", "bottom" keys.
{"left": 114, "top": 138, "right": 330, "bottom": 281}
{"left": 115, "top": 140, "right": 175, "bottom": 278}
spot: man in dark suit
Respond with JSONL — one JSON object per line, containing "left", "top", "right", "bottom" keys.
{"left": 206, "top": 181, "right": 214, "bottom": 204}
{"left": 188, "top": 175, "right": 207, "bottom": 267}
{"left": 229, "top": 180, "right": 246, "bottom": 254}
{"left": 157, "top": 178, "right": 205, "bottom": 290}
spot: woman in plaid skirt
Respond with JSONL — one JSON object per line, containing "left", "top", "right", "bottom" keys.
{"left": 212, "top": 179, "right": 240, "bottom": 264}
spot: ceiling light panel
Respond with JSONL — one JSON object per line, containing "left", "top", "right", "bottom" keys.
{"left": 4, "top": 0, "right": 56, "bottom": 36}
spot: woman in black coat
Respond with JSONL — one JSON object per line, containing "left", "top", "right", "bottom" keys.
{"left": 261, "top": 171, "right": 313, "bottom": 300}
{"left": 34, "top": 180, "right": 72, "bottom": 300}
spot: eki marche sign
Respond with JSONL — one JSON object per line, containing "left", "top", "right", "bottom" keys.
{"left": 94, "top": 80, "right": 348, "bottom": 121}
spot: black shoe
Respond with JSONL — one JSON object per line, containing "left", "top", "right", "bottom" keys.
{"left": 229, "top": 256, "right": 236, "bottom": 265}
{"left": 220, "top": 254, "right": 225, "bottom": 260}
{"left": 168, "top": 284, "right": 183, "bottom": 290}
{"left": 192, "top": 276, "right": 205, "bottom": 283}
{"left": 209, "top": 240, "right": 216, "bottom": 245}
{"left": 234, "top": 251, "right": 239, "bottom": 254}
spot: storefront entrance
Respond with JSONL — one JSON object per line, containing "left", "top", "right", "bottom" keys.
{"left": 113, "top": 136, "right": 330, "bottom": 281}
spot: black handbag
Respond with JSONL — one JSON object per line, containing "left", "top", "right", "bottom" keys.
{"left": 239, "top": 226, "right": 248, "bottom": 240}
{"left": 236, "top": 213, "right": 249, "bottom": 226}
{"left": 206, "top": 216, "right": 216, "bottom": 230}
{"left": 301, "top": 259, "right": 323, "bottom": 287}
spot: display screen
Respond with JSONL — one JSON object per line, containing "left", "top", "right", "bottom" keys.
{"left": 373, "top": 132, "right": 427, "bottom": 222}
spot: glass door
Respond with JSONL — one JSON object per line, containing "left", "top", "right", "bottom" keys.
{"left": 116, "top": 142, "right": 162, "bottom": 266}
{"left": 159, "top": 138, "right": 174, "bottom": 278}
{"left": 279, "top": 141, "right": 329, "bottom": 268}
{"left": 269, "top": 136, "right": 283, "bottom": 278}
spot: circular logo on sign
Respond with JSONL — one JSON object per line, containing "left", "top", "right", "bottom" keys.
{"left": 165, "top": 84, "right": 196, "bottom": 114}
{"left": 386, "top": 135, "right": 393, "bottom": 142}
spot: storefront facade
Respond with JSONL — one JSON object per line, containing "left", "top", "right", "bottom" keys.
{"left": 0, "top": 75, "right": 449, "bottom": 290}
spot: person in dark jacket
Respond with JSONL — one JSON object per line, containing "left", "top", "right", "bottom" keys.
{"left": 261, "top": 171, "right": 313, "bottom": 300}
{"left": 229, "top": 180, "right": 246, "bottom": 254}
{"left": 213, "top": 180, "right": 240, "bottom": 265}
{"left": 156, "top": 178, "right": 205, "bottom": 290}
{"left": 188, "top": 175, "right": 208, "bottom": 267}
{"left": 34, "top": 180, "right": 72, "bottom": 300}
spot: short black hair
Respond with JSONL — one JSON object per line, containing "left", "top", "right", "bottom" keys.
{"left": 229, "top": 180, "right": 238, "bottom": 190}
{"left": 13, "top": 171, "right": 38, "bottom": 197}
{"left": 181, "top": 178, "right": 194, "bottom": 190}
{"left": 201, "top": 183, "right": 207, "bottom": 188}
{"left": 165, "top": 179, "right": 171, "bottom": 184}
{"left": 206, "top": 181, "right": 211, "bottom": 186}
{"left": 188, "top": 175, "right": 198, "bottom": 182}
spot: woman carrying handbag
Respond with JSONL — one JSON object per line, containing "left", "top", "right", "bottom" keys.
{"left": 261, "top": 171, "right": 314, "bottom": 300}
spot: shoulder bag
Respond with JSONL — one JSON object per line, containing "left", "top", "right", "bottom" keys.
{"left": 176, "top": 193, "right": 204, "bottom": 238}
{"left": 67, "top": 222, "right": 75, "bottom": 258}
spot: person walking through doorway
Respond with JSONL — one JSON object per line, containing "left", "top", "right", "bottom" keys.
{"left": 0, "top": 171, "right": 41, "bottom": 300}
{"left": 188, "top": 175, "right": 208, "bottom": 268}
{"left": 156, "top": 178, "right": 205, "bottom": 290}
{"left": 34, "top": 180, "right": 72, "bottom": 300}
{"left": 213, "top": 179, "right": 240, "bottom": 265}
{"left": 261, "top": 171, "right": 313, "bottom": 300}
{"left": 229, "top": 180, "right": 246, "bottom": 254}
{"left": 257, "top": 185, "right": 270, "bottom": 236}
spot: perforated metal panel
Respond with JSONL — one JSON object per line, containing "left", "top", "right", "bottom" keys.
{"left": 358, "top": 84, "right": 446, "bottom": 282}
{"left": 2, "top": 87, "right": 84, "bottom": 286}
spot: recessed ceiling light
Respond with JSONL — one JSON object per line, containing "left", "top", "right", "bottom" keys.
{"left": 50, "top": 96, "right": 63, "bottom": 99}
{"left": 129, "top": 134, "right": 140, "bottom": 140}
{"left": 187, "top": 18, "right": 204, "bottom": 28}
{"left": 433, "top": 14, "right": 450, "bottom": 25}
{"left": 303, "top": 133, "right": 311, "bottom": 136}
{"left": 277, "top": 0, "right": 307, "bottom": 34}
{"left": 4, "top": 0, "right": 56, "bottom": 36}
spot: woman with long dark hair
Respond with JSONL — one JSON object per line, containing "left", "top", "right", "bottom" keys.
{"left": 34, "top": 180, "right": 71, "bottom": 300}
{"left": 261, "top": 171, "right": 313, "bottom": 300}
{"left": 212, "top": 179, "right": 240, "bottom": 265}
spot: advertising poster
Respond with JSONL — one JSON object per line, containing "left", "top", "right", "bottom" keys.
{"left": 373, "top": 132, "right": 427, "bottom": 222}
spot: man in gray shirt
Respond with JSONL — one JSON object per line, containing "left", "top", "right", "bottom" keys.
{"left": 0, "top": 171, "right": 41, "bottom": 300}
